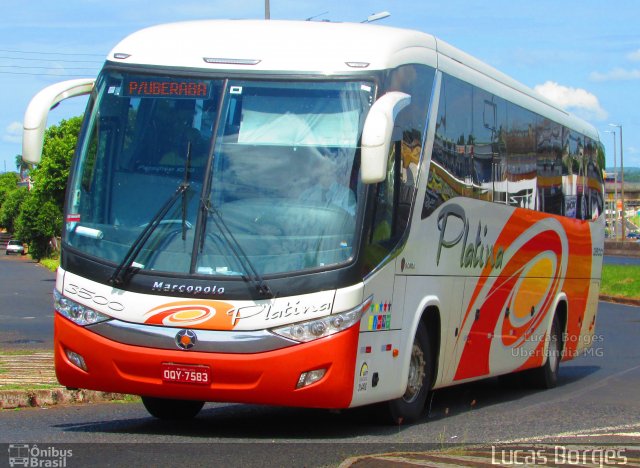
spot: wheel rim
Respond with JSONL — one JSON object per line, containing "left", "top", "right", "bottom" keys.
{"left": 403, "top": 340, "right": 426, "bottom": 403}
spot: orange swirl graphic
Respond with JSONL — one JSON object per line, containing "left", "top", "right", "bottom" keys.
{"left": 454, "top": 211, "right": 566, "bottom": 380}
{"left": 453, "top": 208, "right": 594, "bottom": 381}
{"left": 144, "top": 300, "right": 236, "bottom": 330}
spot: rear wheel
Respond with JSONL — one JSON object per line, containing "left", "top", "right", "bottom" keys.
{"left": 141, "top": 396, "right": 205, "bottom": 420}
{"left": 381, "top": 322, "right": 432, "bottom": 425}
{"left": 525, "top": 314, "right": 562, "bottom": 389}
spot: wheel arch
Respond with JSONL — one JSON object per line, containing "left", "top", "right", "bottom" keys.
{"left": 554, "top": 295, "right": 568, "bottom": 354}
{"left": 400, "top": 296, "right": 441, "bottom": 392}
{"left": 420, "top": 305, "right": 441, "bottom": 388}
{"left": 542, "top": 292, "right": 567, "bottom": 365}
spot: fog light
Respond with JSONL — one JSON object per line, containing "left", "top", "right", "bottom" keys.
{"left": 296, "top": 368, "right": 327, "bottom": 389}
{"left": 65, "top": 349, "right": 88, "bottom": 371}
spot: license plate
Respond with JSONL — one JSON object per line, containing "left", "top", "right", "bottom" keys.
{"left": 161, "top": 363, "right": 210, "bottom": 385}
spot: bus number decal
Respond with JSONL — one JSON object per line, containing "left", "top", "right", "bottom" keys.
{"left": 64, "top": 283, "right": 125, "bottom": 312}
{"left": 357, "top": 362, "right": 369, "bottom": 392}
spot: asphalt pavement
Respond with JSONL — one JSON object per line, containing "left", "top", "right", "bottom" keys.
{"left": 0, "top": 254, "right": 54, "bottom": 349}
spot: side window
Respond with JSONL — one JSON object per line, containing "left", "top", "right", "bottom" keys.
{"left": 424, "top": 74, "right": 505, "bottom": 218}
{"left": 364, "top": 65, "right": 434, "bottom": 268}
{"left": 585, "top": 137, "right": 604, "bottom": 220}
{"left": 505, "top": 103, "right": 537, "bottom": 209}
{"left": 370, "top": 142, "right": 400, "bottom": 245}
{"left": 536, "top": 119, "right": 564, "bottom": 215}
{"left": 424, "top": 75, "right": 473, "bottom": 219}
{"left": 432, "top": 75, "right": 473, "bottom": 195}
{"left": 561, "top": 129, "right": 585, "bottom": 219}
{"left": 473, "top": 89, "right": 506, "bottom": 204}
{"left": 421, "top": 74, "right": 603, "bottom": 222}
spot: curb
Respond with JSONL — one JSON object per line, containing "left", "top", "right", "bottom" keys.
{"left": 0, "top": 388, "right": 133, "bottom": 410}
{"left": 599, "top": 295, "right": 640, "bottom": 307}
{"left": 0, "top": 352, "right": 136, "bottom": 410}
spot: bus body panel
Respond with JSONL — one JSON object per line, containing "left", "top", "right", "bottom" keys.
{"left": 398, "top": 196, "right": 603, "bottom": 388}
{"left": 60, "top": 270, "right": 340, "bottom": 332}
{"left": 54, "top": 311, "right": 359, "bottom": 408}
{"left": 26, "top": 19, "right": 604, "bottom": 412}
{"left": 351, "top": 263, "right": 407, "bottom": 406}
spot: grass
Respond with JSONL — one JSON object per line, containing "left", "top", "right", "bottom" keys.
{"left": 0, "top": 350, "right": 40, "bottom": 356}
{"left": 0, "top": 383, "right": 61, "bottom": 391}
{"left": 37, "top": 256, "right": 59, "bottom": 272}
{"left": 111, "top": 394, "right": 142, "bottom": 403}
{"left": 601, "top": 264, "right": 640, "bottom": 299}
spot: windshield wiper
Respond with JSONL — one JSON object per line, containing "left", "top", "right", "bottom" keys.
{"left": 110, "top": 144, "right": 192, "bottom": 287}
{"left": 181, "top": 142, "right": 192, "bottom": 241}
{"left": 202, "top": 200, "right": 274, "bottom": 298}
{"left": 109, "top": 182, "right": 189, "bottom": 286}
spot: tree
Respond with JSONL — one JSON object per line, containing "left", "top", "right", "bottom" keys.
{"left": 30, "top": 116, "right": 83, "bottom": 210}
{"left": 0, "top": 187, "right": 27, "bottom": 233}
{"left": 15, "top": 192, "right": 62, "bottom": 260}
{"left": 0, "top": 172, "right": 19, "bottom": 207}
{"left": 14, "top": 116, "right": 82, "bottom": 258}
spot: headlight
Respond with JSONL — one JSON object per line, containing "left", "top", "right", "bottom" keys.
{"left": 53, "top": 289, "right": 111, "bottom": 326}
{"left": 271, "top": 296, "right": 372, "bottom": 343}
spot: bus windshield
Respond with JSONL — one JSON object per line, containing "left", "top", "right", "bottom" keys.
{"left": 66, "top": 70, "right": 374, "bottom": 277}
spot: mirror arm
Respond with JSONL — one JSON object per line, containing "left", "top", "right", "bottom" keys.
{"left": 22, "top": 78, "right": 95, "bottom": 164}
{"left": 360, "top": 91, "right": 411, "bottom": 184}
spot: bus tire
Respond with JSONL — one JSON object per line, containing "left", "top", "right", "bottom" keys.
{"left": 141, "top": 396, "right": 205, "bottom": 420}
{"left": 525, "top": 313, "right": 561, "bottom": 389}
{"left": 381, "top": 321, "right": 432, "bottom": 425}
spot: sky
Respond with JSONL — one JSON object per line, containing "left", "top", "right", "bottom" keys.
{"left": 1, "top": 0, "right": 639, "bottom": 173}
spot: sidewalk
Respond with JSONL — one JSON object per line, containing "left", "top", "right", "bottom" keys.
{"left": 0, "top": 352, "right": 131, "bottom": 409}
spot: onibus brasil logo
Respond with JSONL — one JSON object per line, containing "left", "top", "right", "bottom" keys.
{"left": 7, "top": 444, "right": 72, "bottom": 467}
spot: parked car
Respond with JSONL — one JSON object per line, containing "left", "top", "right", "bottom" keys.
{"left": 627, "top": 232, "right": 639, "bottom": 239}
{"left": 5, "top": 239, "right": 25, "bottom": 255}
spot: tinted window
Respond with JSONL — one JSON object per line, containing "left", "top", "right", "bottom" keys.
{"left": 536, "top": 119, "right": 564, "bottom": 215}
{"left": 365, "top": 64, "right": 435, "bottom": 270}
{"left": 423, "top": 72, "right": 602, "bottom": 222}
{"left": 505, "top": 103, "right": 537, "bottom": 209}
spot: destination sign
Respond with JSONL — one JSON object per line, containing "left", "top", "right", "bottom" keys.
{"left": 124, "top": 79, "right": 210, "bottom": 98}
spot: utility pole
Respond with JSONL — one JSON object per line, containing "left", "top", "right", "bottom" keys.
{"left": 605, "top": 129, "right": 617, "bottom": 239}
{"left": 610, "top": 124, "right": 625, "bottom": 239}
{"left": 620, "top": 125, "right": 625, "bottom": 240}
{"left": 265, "top": 0, "right": 270, "bottom": 19}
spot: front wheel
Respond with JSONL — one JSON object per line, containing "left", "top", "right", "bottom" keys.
{"left": 381, "top": 322, "right": 432, "bottom": 425}
{"left": 141, "top": 396, "right": 205, "bottom": 420}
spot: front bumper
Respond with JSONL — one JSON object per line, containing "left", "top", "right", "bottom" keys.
{"left": 54, "top": 313, "right": 358, "bottom": 408}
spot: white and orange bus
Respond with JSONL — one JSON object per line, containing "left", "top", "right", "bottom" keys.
{"left": 23, "top": 20, "right": 604, "bottom": 423}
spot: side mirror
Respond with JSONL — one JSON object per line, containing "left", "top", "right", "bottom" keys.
{"left": 360, "top": 91, "right": 411, "bottom": 184}
{"left": 22, "top": 78, "right": 95, "bottom": 164}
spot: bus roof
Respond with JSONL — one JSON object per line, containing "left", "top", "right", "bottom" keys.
{"left": 106, "top": 19, "right": 598, "bottom": 140}
{"left": 108, "top": 20, "right": 437, "bottom": 73}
